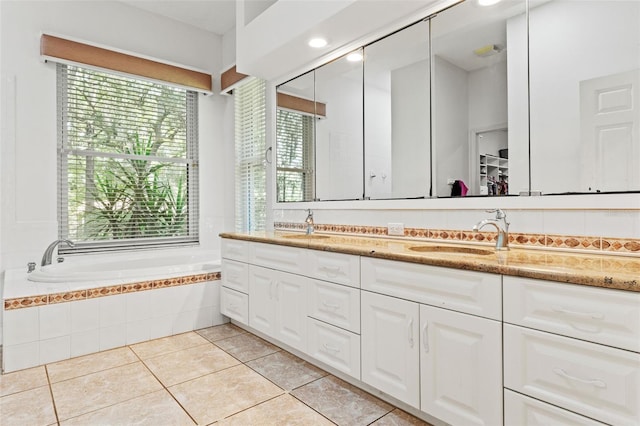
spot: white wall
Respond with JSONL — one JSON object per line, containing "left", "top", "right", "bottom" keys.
{"left": 0, "top": 1, "right": 229, "bottom": 281}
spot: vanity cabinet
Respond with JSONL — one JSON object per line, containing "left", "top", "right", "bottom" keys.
{"left": 220, "top": 237, "right": 639, "bottom": 426}
{"left": 420, "top": 304, "right": 502, "bottom": 426}
{"left": 361, "top": 257, "right": 503, "bottom": 424}
{"left": 220, "top": 240, "right": 250, "bottom": 324}
{"left": 248, "top": 265, "right": 308, "bottom": 353}
{"left": 504, "top": 276, "right": 640, "bottom": 426}
{"left": 306, "top": 250, "right": 362, "bottom": 379}
{"left": 361, "top": 290, "right": 420, "bottom": 408}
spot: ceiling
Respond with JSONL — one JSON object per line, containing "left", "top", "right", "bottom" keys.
{"left": 120, "top": 0, "right": 237, "bottom": 35}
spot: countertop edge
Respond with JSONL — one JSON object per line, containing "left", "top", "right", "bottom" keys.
{"left": 219, "top": 232, "right": 640, "bottom": 293}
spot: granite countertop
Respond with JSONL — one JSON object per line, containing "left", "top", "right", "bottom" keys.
{"left": 220, "top": 231, "right": 640, "bottom": 293}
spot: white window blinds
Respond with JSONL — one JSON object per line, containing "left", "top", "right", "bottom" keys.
{"left": 276, "top": 110, "right": 314, "bottom": 202}
{"left": 57, "top": 64, "right": 199, "bottom": 253}
{"left": 234, "top": 77, "right": 266, "bottom": 232}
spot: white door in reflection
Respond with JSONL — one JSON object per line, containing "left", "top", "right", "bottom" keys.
{"left": 581, "top": 69, "right": 640, "bottom": 192}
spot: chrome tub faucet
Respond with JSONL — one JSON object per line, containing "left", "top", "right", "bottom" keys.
{"left": 305, "top": 209, "right": 315, "bottom": 235}
{"left": 473, "top": 209, "right": 510, "bottom": 250}
{"left": 41, "top": 239, "right": 75, "bottom": 266}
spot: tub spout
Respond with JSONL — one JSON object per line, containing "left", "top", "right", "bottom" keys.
{"left": 41, "top": 239, "right": 75, "bottom": 267}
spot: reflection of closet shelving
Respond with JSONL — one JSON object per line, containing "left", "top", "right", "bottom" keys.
{"left": 479, "top": 154, "right": 508, "bottom": 195}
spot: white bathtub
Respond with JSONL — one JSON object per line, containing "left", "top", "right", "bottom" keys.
{"left": 3, "top": 249, "right": 225, "bottom": 372}
{"left": 27, "top": 250, "right": 221, "bottom": 283}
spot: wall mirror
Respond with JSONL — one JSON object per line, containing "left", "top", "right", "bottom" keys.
{"left": 314, "top": 49, "right": 365, "bottom": 200}
{"left": 364, "top": 20, "right": 431, "bottom": 200}
{"left": 275, "top": 70, "right": 316, "bottom": 202}
{"left": 529, "top": 0, "right": 640, "bottom": 194}
{"left": 431, "top": 0, "right": 528, "bottom": 198}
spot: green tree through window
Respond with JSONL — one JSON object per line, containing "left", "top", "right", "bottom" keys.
{"left": 58, "top": 64, "right": 199, "bottom": 250}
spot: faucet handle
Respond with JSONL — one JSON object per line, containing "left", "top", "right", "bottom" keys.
{"left": 485, "top": 208, "right": 506, "bottom": 219}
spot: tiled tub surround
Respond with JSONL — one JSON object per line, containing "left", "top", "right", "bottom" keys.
{"left": 2, "top": 269, "right": 225, "bottom": 373}
{"left": 223, "top": 231, "right": 640, "bottom": 292}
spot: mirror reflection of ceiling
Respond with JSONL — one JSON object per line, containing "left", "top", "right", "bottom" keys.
{"left": 432, "top": 0, "right": 527, "bottom": 72}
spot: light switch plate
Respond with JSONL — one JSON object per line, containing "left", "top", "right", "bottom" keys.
{"left": 388, "top": 223, "right": 405, "bottom": 236}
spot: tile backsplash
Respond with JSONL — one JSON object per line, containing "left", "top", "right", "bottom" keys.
{"left": 273, "top": 208, "right": 640, "bottom": 256}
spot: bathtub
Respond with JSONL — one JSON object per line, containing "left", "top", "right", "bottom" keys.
{"left": 3, "top": 249, "right": 225, "bottom": 372}
{"left": 28, "top": 251, "right": 220, "bottom": 283}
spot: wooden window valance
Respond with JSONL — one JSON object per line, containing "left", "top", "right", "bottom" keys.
{"left": 277, "top": 92, "right": 326, "bottom": 117}
{"left": 40, "top": 34, "right": 212, "bottom": 93}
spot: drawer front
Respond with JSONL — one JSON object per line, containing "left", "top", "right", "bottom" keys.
{"left": 220, "top": 287, "right": 248, "bottom": 325}
{"left": 250, "top": 242, "right": 308, "bottom": 275}
{"left": 221, "top": 259, "right": 249, "bottom": 293}
{"left": 221, "top": 238, "right": 249, "bottom": 262}
{"left": 504, "top": 276, "right": 640, "bottom": 352}
{"left": 505, "top": 390, "right": 606, "bottom": 426}
{"left": 308, "top": 279, "right": 360, "bottom": 333}
{"left": 307, "top": 250, "right": 360, "bottom": 288}
{"left": 307, "top": 318, "right": 360, "bottom": 379}
{"left": 361, "top": 257, "right": 501, "bottom": 320}
{"left": 504, "top": 324, "right": 640, "bottom": 426}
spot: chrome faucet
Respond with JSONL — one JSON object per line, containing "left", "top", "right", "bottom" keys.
{"left": 41, "top": 239, "right": 75, "bottom": 266}
{"left": 473, "top": 209, "right": 510, "bottom": 250}
{"left": 305, "top": 209, "right": 315, "bottom": 235}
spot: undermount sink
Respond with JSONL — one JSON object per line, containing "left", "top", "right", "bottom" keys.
{"left": 283, "top": 234, "right": 331, "bottom": 240}
{"left": 409, "top": 245, "right": 493, "bottom": 256}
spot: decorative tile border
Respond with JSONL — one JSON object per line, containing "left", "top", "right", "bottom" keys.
{"left": 3, "top": 271, "right": 221, "bottom": 311}
{"left": 274, "top": 222, "right": 640, "bottom": 256}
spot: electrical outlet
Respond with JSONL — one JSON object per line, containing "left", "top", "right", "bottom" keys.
{"left": 387, "top": 222, "right": 405, "bottom": 236}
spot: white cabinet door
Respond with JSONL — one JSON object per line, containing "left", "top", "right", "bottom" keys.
{"left": 220, "top": 286, "right": 248, "bottom": 325}
{"left": 221, "top": 259, "right": 249, "bottom": 293}
{"left": 504, "top": 276, "right": 640, "bottom": 352}
{"left": 248, "top": 265, "right": 277, "bottom": 336}
{"left": 361, "top": 291, "right": 420, "bottom": 409}
{"left": 221, "top": 238, "right": 249, "bottom": 262}
{"left": 420, "top": 305, "right": 503, "bottom": 426}
{"left": 505, "top": 324, "right": 640, "bottom": 426}
{"left": 308, "top": 279, "right": 360, "bottom": 333}
{"left": 275, "top": 272, "right": 308, "bottom": 352}
{"left": 307, "top": 317, "right": 360, "bottom": 379}
{"left": 505, "top": 390, "right": 607, "bottom": 426}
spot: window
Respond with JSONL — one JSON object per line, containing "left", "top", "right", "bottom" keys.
{"left": 276, "top": 109, "right": 314, "bottom": 202}
{"left": 234, "top": 77, "right": 266, "bottom": 231}
{"left": 58, "top": 64, "right": 199, "bottom": 252}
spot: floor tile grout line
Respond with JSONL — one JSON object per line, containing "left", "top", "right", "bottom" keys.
{"left": 129, "top": 344, "right": 199, "bottom": 426}
{"left": 43, "top": 364, "right": 61, "bottom": 426}
{"left": 287, "top": 390, "right": 339, "bottom": 425}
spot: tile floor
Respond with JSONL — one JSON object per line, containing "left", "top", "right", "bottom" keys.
{"left": 0, "top": 324, "right": 431, "bottom": 425}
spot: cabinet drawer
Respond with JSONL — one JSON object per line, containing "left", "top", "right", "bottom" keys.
{"left": 221, "top": 238, "right": 249, "bottom": 262}
{"left": 220, "top": 287, "right": 248, "bottom": 325}
{"left": 308, "top": 279, "right": 360, "bottom": 333}
{"left": 307, "top": 318, "right": 360, "bottom": 379}
{"left": 250, "top": 242, "right": 308, "bottom": 275}
{"left": 222, "top": 259, "right": 249, "bottom": 293}
{"left": 504, "top": 324, "right": 640, "bottom": 426}
{"left": 505, "top": 390, "right": 606, "bottom": 426}
{"left": 361, "top": 257, "right": 501, "bottom": 320}
{"left": 307, "top": 250, "right": 360, "bottom": 288}
{"left": 504, "top": 276, "right": 640, "bottom": 352}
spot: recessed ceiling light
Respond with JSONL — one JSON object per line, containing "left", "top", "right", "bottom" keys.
{"left": 346, "top": 52, "right": 363, "bottom": 62}
{"left": 478, "top": 0, "right": 502, "bottom": 6}
{"left": 308, "top": 38, "right": 328, "bottom": 48}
